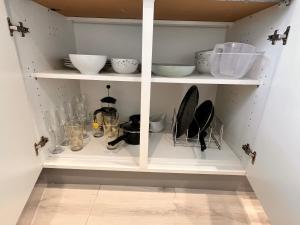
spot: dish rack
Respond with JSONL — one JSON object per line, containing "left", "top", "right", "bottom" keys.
{"left": 171, "top": 109, "right": 223, "bottom": 150}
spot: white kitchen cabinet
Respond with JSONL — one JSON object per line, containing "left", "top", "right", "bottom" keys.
{"left": 1, "top": 0, "right": 299, "bottom": 224}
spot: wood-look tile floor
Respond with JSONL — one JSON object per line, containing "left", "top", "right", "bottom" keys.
{"left": 18, "top": 184, "right": 270, "bottom": 225}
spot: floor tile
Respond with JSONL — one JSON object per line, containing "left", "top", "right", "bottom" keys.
{"left": 18, "top": 185, "right": 270, "bottom": 225}
{"left": 86, "top": 185, "right": 176, "bottom": 225}
{"left": 30, "top": 184, "right": 99, "bottom": 225}
{"left": 173, "top": 188, "right": 270, "bottom": 225}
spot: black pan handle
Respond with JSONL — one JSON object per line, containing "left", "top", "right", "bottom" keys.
{"left": 108, "top": 133, "right": 128, "bottom": 147}
{"left": 199, "top": 133, "right": 206, "bottom": 151}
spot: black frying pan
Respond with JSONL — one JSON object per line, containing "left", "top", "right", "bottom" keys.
{"left": 175, "top": 86, "right": 199, "bottom": 138}
{"left": 188, "top": 100, "right": 214, "bottom": 151}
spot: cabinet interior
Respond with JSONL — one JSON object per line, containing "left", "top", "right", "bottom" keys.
{"left": 6, "top": 0, "right": 291, "bottom": 175}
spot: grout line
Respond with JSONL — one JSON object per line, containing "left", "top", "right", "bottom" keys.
{"left": 29, "top": 185, "right": 47, "bottom": 225}
{"left": 84, "top": 185, "right": 101, "bottom": 225}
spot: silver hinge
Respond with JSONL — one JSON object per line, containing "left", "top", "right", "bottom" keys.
{"left": 7, "top": 17, "right": 29, "bottom": 37}
{"left": 34, "top": 136, "right": 49, "bottom": 156}
{"left": 242, "top": 144, "right": 257, "bottom": 165}
{"left": 268, "top": 26, "right": 290, "bottom": 45}
{"left": 279, "top": 0, "right": 291, "bottom": 7}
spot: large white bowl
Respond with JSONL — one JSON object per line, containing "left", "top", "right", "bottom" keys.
{"left": 111, "top": 58, "right": 139, "bottom": 74}
{"left": 152, "top": 64, "right": 195, "bottom": 77}
{"left": 69, "top": 54, "right": 107, "bottom": 75}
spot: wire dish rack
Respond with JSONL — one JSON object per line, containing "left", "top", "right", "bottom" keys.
{"left": 171, "top": 109, "right": 223, "bottom": 150}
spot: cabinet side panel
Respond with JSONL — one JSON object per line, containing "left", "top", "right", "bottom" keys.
{"left": 5, "top": 0, "right": 80, "bottom": 158}
{"left": 215, "top": 5, "right": 293, "bottom": 165}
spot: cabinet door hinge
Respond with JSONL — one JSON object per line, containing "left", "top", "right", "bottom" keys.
{"left": 242, "top": 144, "right": 257, "bottom": 165}
{"left": 34, "top": 136, "right": 48, "bottom": 156}
{"left": 268, "top": 26, "right": 290, "bottom": 45}
{"left": 7, "top": 17, "right": 29, "bottom": 37}
{"left": 279, "top": 0, "right": 291, "bottom": 7}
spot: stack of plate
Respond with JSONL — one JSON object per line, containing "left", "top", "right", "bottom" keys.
{"left": 63, "top": 57, "right": 76, "bottom": 69}
{"left": 102, "top": 59, "right": 112, "bottom": 72}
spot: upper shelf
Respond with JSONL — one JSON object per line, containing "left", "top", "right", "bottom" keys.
{"left": 151, "top": 74, "right": 261, "bottom": 85}
{"left": 35, "top": 70, "right": 142, "bottom": 82}
{"left": 34, "top": 70, "right": 260, "bottom": 85}
{"left": 34, "top": 0, "right": 279, "bottom": 22}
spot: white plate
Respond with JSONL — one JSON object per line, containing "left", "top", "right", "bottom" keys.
{"left": 152, "top": 64, "right": 195, "bottom": 77}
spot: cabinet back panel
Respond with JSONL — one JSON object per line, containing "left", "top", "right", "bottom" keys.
{"left": 80, "top": 81, "right": 141, "bottom": 121}
{"left": 74, "top": 23, "right": 142, "bottom": 60}
{"left": 152, "top": 26, "right": 226, "bottom": 65}
{"left": 151, "top": 83, "right": 217, "bottom": 125}
{"left": 73, "top": 23, "right": 226, "bottom": 65}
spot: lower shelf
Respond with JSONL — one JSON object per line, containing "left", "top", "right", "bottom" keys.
{"left": 44, "top": 133, "right": 245, "bottom": 175}
{"left": 148, "top": 133, "right": 245, "bottom": 175}
{"left": 43, "top": 136, "right": 140, "bottom": 171}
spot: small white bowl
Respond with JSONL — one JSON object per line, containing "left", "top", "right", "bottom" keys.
{"left": 111, "top": 58, "right": 139, "bottom": 74}
{"left": 150, "top": 114, "right": 166, "bottom": 133}
{"left": 69, "top": 54, "right": 107, "bottom": 75}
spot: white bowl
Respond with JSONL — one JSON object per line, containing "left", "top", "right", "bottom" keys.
{"left": 69, "top": 54, "right": 107, "bottom": 75}
{"left": 111, "top": 58, "right": 139, "bottom": 74}
{"left": 152, "top": 64, "right": 195, "bottom": 77}
{"left": 150, "top": 114, "right": 166, "bottom": 133}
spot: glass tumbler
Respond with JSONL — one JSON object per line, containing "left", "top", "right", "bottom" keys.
{"left": 67, "top": 122, "right": 84, "bottom": 151}
{"left": 103, "top": 118, "right": 119, "bottom": 150}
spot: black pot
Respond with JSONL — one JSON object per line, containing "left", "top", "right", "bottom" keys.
{"left": 108, "top": 114, "right": 140, "bottom": 147}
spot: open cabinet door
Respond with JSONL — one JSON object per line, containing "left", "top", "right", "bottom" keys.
{"left": 246, "top": 2, "right": 300, "bottom": 225}
{"left": 0, "top": 1, "right": 43, "bottom": 225}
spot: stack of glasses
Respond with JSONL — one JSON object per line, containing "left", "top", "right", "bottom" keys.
{"left": 43, "top": 95, "right": 92, "bottom": 154}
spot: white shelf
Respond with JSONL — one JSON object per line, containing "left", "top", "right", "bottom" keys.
{"left": 151, "top": 74, "right": 261, "bottom": 85}
{"left": 35, "top": 70, "right": 141, "bottom": 82}
{"left": 35, "top": 70, "right": 260, "bottom": 86}
{"left": 147, "top": 133, "right": 245, "bottom": 175}
{"left": 44, "top": 132, "right": 245, "bottom": 175}
{"left": 44, "top": 135, "right": 140, "bottom": 171}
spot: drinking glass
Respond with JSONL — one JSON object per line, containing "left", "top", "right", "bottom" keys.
{"left": 64, "top": 101, "right": 76, "bottom": 121}
{"left": 103, "top": 115, "right": 119, "bottom": 150}
{"left": 43, "top": 110, "right": 64, "bottom": 154}
{"left": 74, "top": 95, "right": 89, "bottom": 139}
{"left": 67, "top": 121, "right": 84, "bottom": 151}
{"left": 57, "top": 106, "right": 69, "bottom": 146}
{"left": 93, "top": 115, "right": 104, "bottom": 138}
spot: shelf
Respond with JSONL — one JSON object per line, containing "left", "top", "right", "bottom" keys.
{"left": 33, "top": 0, "right": 278, "bottom": 22}
{"left": 44, "top": 135, "right": 140, "bottom": 171}
{"left": 148, "top": 133, "right": 245, "bottom": 175}
{"left": 35, "top": 70, "right": 260, "bottom": 85}
{"left": 34, "top": 70, "right": 141, "bottom": 82}
{"left": 44, "top": 132, "right": 245, "bottom": 175}
{"left": 151, "top": 74, "right": 261, "bottom": 86}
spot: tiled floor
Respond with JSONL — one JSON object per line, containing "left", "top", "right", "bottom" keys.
{"left": 18, "top": 184, "right": 270, "bottom": 225}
